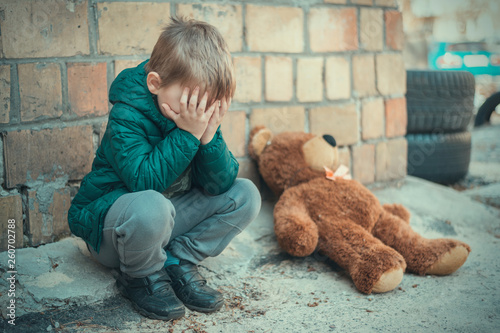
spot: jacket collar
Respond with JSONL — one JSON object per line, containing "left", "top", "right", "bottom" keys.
{"left": 110, "top": 60, "right": 177, "bottom": 135}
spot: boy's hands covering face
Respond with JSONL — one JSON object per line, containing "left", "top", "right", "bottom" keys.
{"left": 161, "top": 87, "right": 216, "bottom": 141}
{"left": 200, "top": 97, "right": 230, "bottom": 145}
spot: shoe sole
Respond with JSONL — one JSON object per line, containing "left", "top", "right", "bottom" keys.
{"left": 184, "top": 299, "right": 224, "bottom": 313}
{"left": 117, "top": 282, "right": 185, "bottom": 321}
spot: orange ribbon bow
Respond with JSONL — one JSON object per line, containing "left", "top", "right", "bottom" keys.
{"left": 324, "top": 165, "right": 352, "bottom": 181}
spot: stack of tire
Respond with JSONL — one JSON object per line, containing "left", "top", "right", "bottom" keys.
{"left": 406, "top": 70, "right": 475, "bottom": 184}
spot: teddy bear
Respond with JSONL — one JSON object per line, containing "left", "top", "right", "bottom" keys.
{"left": 249, "top": 126, "right": 471, "bottom": 294}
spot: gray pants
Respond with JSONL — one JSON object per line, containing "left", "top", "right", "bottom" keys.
{"left": 89, "top": 179, "right": 261, "bottom": 278}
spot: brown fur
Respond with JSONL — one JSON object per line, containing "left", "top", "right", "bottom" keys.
{"left": 372, "top": 209, "right": 471, "bottom": 275}
{"left": 382, "top": 203, "right": 411, "bottom": 224}
{"left": 248, "top": 126, "right": 268, "bottom": 161}
{"left": 250, "top": 128, "right": 471, "bottom": 294}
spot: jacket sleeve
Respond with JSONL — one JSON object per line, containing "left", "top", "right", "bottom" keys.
{"left": 192, "top": 127, "right": 239, "bottom": 195}
{"left": 105, "top": 108, "right": 200, "bottom": 193}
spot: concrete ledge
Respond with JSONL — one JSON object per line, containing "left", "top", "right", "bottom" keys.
{"left": 0, "top": 237, "right": 115, "bottom": 318}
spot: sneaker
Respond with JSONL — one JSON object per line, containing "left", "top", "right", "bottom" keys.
{"left": 116, "top": 268, "right": 185, "bottom": 320}
{"left": 165, "top": 260, "right": 224, "bottom": 313}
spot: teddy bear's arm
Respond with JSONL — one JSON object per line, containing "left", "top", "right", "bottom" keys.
{"left": 274, "top": 196, "right": 318, "bottom": 257}
{"left": 382, "top": 203, "right": 411, "bottom": 224}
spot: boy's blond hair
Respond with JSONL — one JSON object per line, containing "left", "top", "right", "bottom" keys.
{"left": 145, "top": 17, "right": 235, "bottom": 103}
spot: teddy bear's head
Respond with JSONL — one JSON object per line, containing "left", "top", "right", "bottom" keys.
{"left": 249, "top": 126, "right": 340, "bottom": 196}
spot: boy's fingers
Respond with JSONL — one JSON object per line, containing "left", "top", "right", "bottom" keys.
{"left": 180, "top": 87, "right": 189, "bottom": 110}
{"left": 161, "top": 103, "right": 178, "bottom": 120}
{"left": 188, "top": 86, "right": 200, "bottom": 112}
{"left": 213, "top": 100, "right": 221, "bottom": 120}
{"left": 206, "top": 100, "right": 217, "bottom": 118}
{"left": 197, "top": 91, "right": 208, "bottom": 114}
{"left": 220, "top": 98, "right": 228, "bottom": 118}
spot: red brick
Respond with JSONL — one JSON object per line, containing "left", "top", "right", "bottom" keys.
{"left": 309, "top": 8, "right": 358, "bottom": 52}
{"left": 385, "top": 97, "right": 407, "bottom": 137}
{"left": 376, "top": 54, "right": 406, "bottom": 96}
{"left": 1, "top": 0, "right": 89, "bottom": 58}
{"left": 233, "top": 57, "right": 262, "bottom": 103}
{"left": 0, "top": 194, "right": 23, "bottom": 251}
{"left": 114, "top": 60, "right": 145, "bottom": 78}
{"left": 360, "top": 8, "right": 383, "bottom": 51}
{"left": 3, "top": 126, "right": 94, "bottom": 188}
{"left": 237, "top": 158, "right": 261, "bottom": 188}
{"left": 338, "top": 147, "right": 351, "bottom": 169}
{"left": 0, "top": 32, "right": 3, "bottom": 58}
{"left": 352, "top": 0, "right": 373, "bottom": 5}
{"left": 376, "top": 0, "right": 396, "bottom": 6}
{"left": 376, "top": 138, "right": 407, "bottom": 181}
{"left": 246, "top": 5, "right": 304, "bottom": 53}
{"left": 391, "top": 138, "right": 408, "bottom": 180}
{"left": 385, "top": 11, "right": 404, "bottom": 50}
{"left": 325, "top": 57, "right": 351, "bottom": 100}
{"left": 0, "top": 65, "right": 10, "bottom": 124}
{"left": 221, "top": 111, "right": 247, "bottom": 158}
{"left": 28, "top": 187, "right": 71, "bottom": 246}
{"left": 177, "top": 3, "right": 243, "bottom": 52}
{"left": 99, "top": 120, "right": 108, "bottom": 146}
{"left": 352, "top": 144, "right": 375, "bottom": 184}
{"left": 353, "top": 55, "right": 377, "bottom": 97}
{"left": 265, "top": 57, "right": 293, "bottom": 102}
{"left": 27, "top": 190, "right": 43, "bottom": 245}
{"left": 0, "top": 137, "right": 4, "bottom": 185}
{"left": 68, "top": 63, "right": 108, "bottom": 117}
{"left": 362, "top": 98, "right": 385, "bottom": 140}
{"left": 18, "top": 63, "right": 63, "bottom": 121}
{"left": 297, "top": 57, "right": 323, "bottom": 102}
{"left": 251, "top": 106, "right": 305, "bottom": 134}
{"left": 310, "top": 104, "right": 358, "bottom": 146}
{"left": 51, "top": 188, "right": 71, "bottom": 236}
{"left": 97, "top": 2, "right": 171, "bottom": 55}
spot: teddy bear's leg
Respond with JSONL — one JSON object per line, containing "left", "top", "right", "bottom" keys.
{"left": 372, "top": 209, "right": 471, "bottom": 275}
{"left": 274, "top": 201, "right": 319, "bottom": 257}
{"left": 382, "top": 203, "right": 410, "bottom": 224}
{"left": 317, "top": 219, "right": 406, "bottom": 294}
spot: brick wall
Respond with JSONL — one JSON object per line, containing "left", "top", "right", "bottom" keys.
{"left": 0, "top": 0, "right": 407, "bottom": 250}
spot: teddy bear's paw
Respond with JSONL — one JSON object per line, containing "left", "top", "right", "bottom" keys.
{"left": 278, "top": 234, "right": 317, "bottom": 257}
{"left": 349, "top": 246, "right": 407, "bottom": 294}
{"left": 372, "top": 267, "right": 404, "bottom": 293}
{"left": 424, "top": 245, "right": 470, "bottom": 276}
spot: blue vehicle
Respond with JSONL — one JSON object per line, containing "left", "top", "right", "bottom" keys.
{"left": 428, "top": 41, "right": 500, "bottom": 76}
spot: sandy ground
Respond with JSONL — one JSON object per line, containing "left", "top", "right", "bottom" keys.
{"left": 1, "top": 124, "right": 499, "bottom": 333}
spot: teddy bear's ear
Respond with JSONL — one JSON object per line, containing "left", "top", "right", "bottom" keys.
{"left": 249, "top": 126, "right": 273, "bottom": 161}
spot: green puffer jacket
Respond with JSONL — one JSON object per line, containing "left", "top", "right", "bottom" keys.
{"left": 68, "top": 60, "right": 239, "bottom": 253}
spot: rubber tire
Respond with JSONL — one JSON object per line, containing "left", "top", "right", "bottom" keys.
{"left": 406, "top": 131, "right": 471, "bottom": 185}
{"left": 406, "top": 70, "right": 475, "bottom": 134}
{"left": 474, "top": 91, "right": 500, "bottom": 127}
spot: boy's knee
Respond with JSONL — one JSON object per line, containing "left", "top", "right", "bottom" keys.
{"left": 228, "top": 179, "right": 261, "bottom": 224}
{"left": 124, "top": 190, "right": 175, "bottom": 238}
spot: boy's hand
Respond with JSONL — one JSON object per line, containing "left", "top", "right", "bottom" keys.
{"left": 200, "top": 97, "right": 230, "bottom": 145}
{"left": 161, "top": 87, "right": 216, "bottom": 140}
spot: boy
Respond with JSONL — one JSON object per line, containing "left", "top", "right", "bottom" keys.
{"left": 68, "top": 17, "right": 261, "bottom": 321}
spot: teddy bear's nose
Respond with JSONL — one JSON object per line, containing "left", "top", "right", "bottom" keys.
{"left": 322, "top": 135, "right": 337, "bottom": 147}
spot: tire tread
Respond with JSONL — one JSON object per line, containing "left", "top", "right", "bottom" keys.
{"left": 406, "top": 70, "right": 475, "bottom": 133}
